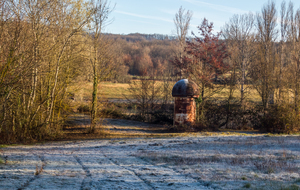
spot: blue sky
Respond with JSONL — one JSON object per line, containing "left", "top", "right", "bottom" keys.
{"left": 105, "top": 0, "right": 300, "bottom": 36}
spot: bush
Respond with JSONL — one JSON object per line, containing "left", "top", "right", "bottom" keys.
{"left": 260, "top": 105, "right": 300, "bottom": 133}
{"left": 200, "top": 102, "right": 300, "bottom": 134}
{"left": 97, "top": 102, "right": 130, "bottom": 119}
{"left": 99, "top": 107, "right": 126, "bottom": 119}
{"left": 151, "top": 111, "right": 173, "bottom": 124}
{"left": 0, "top": 156, "right": 4, "bottom": 164}
{"left": 167, "top": 121, "right": 216, "bottom": 133}
{"left": 243, "top": 183, "right": 251, "bottom": 188}
{"left": 77, "top": 105, "right": 90, "bottom": 113}
{"left": 128, "top": 114, "right": 146, "bottom": 122}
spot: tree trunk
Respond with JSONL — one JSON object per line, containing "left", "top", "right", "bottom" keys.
{"left": 295, "top": 60, "right": 299, "bottom": 113}
{"left": 91, "top": 68, "right": 98, "bottom": 132}
{"left": 241, "top": 63, "right": 245, "bottom": 106}
{"left": 278, "top": 42, "right": 284, "bottom": 102}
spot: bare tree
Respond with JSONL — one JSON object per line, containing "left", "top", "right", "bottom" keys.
{"left": 0, "top": 0, "right": 94, "bottom": 142}
{"left": 173, "top": 6, "right": 192, "bottom": 79}
{"left": 277, "top": 1, "right": 290, "bottom": 102}
{"left": 222, "top": 13, "right": 255, "bottom": 106}
{"left": 45, "top": 0, "right": 93, "bottom": 128}
{"left": 89, "top": 0, "right": 115, "bottom": 132}
{"left": 287, "top": 3, "right": 300, "bottom": 112}
{"left": 252, "top": 1, "right": 278, "bottom": 110}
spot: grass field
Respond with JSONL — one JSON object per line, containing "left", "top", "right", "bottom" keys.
{"left": 68, "top": 80, "right": 263, "bottom": 104}
{"left": 68, "top": 81, "right": 131, "bottom": 101}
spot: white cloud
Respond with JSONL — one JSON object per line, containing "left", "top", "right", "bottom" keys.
{"left": 183, "top": 0, "right": 247, "bottom": 15}
{"left": 115, "top": 10, "right": 173, "bottom": 23}
{"left": 160, "top": 8, "right": 177, "bottom": 15}
{"left": 120, "top": 18, "right": 162, "bottom": 26}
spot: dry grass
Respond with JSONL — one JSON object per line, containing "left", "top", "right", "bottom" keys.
{"left": 99, "top": 82, "right": 131, "bottom": 99}
{"left": 134, "top": 136, "right": 300, "bottom": 188}
{"left": 68, "top": 80, "right": 265, "bottom": 103}
{"left": 67, "top": 81, "right": 130, "bottom": 101}
{"left": 62, "top": 118, "right": 266, "bottom": 141}
{"left": 210, "top": 85, "right": 261, "bottom": 103}
{"left": 136, "top": 150, "right": 298, "bottom": 173}
{"left": 34, "top": 164, "right": 44, "bottom": 176}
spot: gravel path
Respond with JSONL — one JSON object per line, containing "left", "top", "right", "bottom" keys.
{"left": 1, "top": 135, "right": 300, "bottom": 189}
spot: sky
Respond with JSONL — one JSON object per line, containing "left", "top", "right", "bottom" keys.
{"left": 105, "top": 0, "right": 300, "bottom": 36}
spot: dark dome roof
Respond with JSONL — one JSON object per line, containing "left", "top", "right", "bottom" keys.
{"left": 172, "top": 79, "right": 199, "bottom": 98}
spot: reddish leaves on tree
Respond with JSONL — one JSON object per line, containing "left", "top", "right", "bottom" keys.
{"left": 173, "top": 18, "right": 228, "bottom": 84}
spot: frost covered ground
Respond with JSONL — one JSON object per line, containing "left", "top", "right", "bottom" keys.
{"left": 1, "top": 135, "right": 300, "bottom": 190}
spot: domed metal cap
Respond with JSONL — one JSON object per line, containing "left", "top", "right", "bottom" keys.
{"left": 172, "top": 79, "right": 199, "bottom": 98}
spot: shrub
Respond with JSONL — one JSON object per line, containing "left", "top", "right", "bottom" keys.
{"left": 149, "top": 108, "right": 173, "bottom": 125}
{"left": 243, "top": 183, "right": 251, "bottom": 188}
{"left": 99, "top": 107, "right": 126, "bottom": 119}
{"left": 0, "top": 156, "right": 4, "bottom": 164}
{"left": 77, "top": 105, "right": 90, "bottom": 113}
{"left": 260, "top": 105, "right": 300, "bottom": 133}
{"left": 197, "top": 102, "right": 255, "bottom": 132}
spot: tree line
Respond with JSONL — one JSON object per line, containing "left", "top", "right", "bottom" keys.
{"left": 172, "top": 1, "right": 300, "bottom": 133}
{"left": 0, "top": 0, "right": 122, "bottom": 142}
{"left": 104, "top": 33, "right": 177, "bottom": 78}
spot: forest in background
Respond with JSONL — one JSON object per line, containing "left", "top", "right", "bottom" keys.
{"left": 2, "top": 0, "right": 300, "bottom": 143}
{"left": 103, "top": 33, "right": 177, "bottom": 80}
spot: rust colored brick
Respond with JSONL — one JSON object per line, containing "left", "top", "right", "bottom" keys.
{"left": 172, "top": 79, "right": 199, "bottom": 126}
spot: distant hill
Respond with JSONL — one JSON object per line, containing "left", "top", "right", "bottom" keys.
{"left": 104, "top": 33, "right": 177, "bottom": 42}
